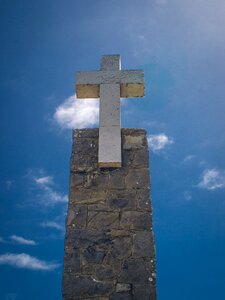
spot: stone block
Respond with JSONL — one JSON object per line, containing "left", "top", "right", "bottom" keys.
{"left": 62, "top": 274, "right": 114, "bottom": 298}
{"left": 120, "top": 211, "right": 152, "bottom": 230}
{"left": 70, "top": 172, "right": 85, "bottom": 189}
{"left": 107, "top": 191, "right": 136, "bottom": 211}
{"left": 109, "top": 293, "right": 133, "bottom": 300}
{"left": 133, "top": 284, "right": 157, "bottom": 300}
{"left": 118, "top": 258, "right": 151, "bottom": 283}
{"left": 89, "top": 172, "right": 109, "bottom": 189}
{"left": 132, "top": 149, "right": 149, "bottom": 168}
{"left": 123, "top": 132, "right": 146, "bottom": 150}
{"left": 70, "top": 190, "right": 106, "bottom": 205}
{"left": 66, "top": 204, "right": 87, "bottom": 228}
{"left": 88, "top": 203, "right": 110, "bottom": 212}
{"left": 108, "top": 171, "right": 126, "bottom": 189}
{"left": 136, "top": 189, "right": 152, "bottom": 211}
{"left": 110, "top": 237, "right": 132, "bottom": 259}
{"left": 104, "top": 253, "right": 122, "bottom": 271}
{"left": 126, "top": 168, "right": 150, "bottom": 189}
{"left": 95, "top": 264, "right": 116, "bottom": 281}
{"left": 65, "top": 229, "right": 112, "bottom": 249}
{"left": 132, "top": 231, "right": 154, "bottom": 258}
{"left": 83, "top": 246, "right": 105, "bottom": 264}
{"left": 116, "top": 283, "right": 131, "bottom": 293}
{"left": 88, "top": 211, "right": 120, "bottom": 230}
{"left": 64, "top": 249, "right": 81, "bottom": 273}
{"left": 74, "top": 128, "right": 99, "bottom": 139}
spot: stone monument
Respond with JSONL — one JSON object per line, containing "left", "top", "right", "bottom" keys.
{"left": 62, "top": 55, "right": 157, "bottom": 300}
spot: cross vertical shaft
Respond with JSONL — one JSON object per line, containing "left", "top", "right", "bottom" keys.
{"left": 99, "top": 56, "right": 121, "bottom": 167}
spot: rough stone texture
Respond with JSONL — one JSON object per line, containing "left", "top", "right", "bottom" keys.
{"left": 63, "top": 128, "right": 157, "bottom": 300}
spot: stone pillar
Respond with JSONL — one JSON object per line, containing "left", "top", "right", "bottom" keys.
{"left": 62, "top": 129, "right": 157, "bottom": 300}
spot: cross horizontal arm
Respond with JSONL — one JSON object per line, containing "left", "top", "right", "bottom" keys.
{"left": 76, "top": 70, "right": 144, "bottom": 98}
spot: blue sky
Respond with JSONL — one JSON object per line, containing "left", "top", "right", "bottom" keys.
{"left": 1, "top": 0, "right": 225, "bottom": 299}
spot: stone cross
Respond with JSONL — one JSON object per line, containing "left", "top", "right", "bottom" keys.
{"left": 76, "top": 55, "right": 144, "bottom": 167}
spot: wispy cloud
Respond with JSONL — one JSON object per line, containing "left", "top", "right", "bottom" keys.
{"left": 34, "top": 176, "right": 53, "bottom": 186}
{"left": 183, "top": 155, "right": 196, "bottom": 163}
{"left": 33, "top": 174, "right": 68, "bottom": 206}
{"left": 41, "top": 221, "right": 64, "bottom": 231}
{"left": 10, "top": 235, "right": 37, "bottom": 246}
{"left": 147, "top": 133, "right": 174, "bottom": 153}
{"left": 54, "top": 94, "right": 99, "bottom": 129}
{"left": 197, "top": 169, "right": 225, "bottom": 190}
{"left": 0, "top": 253, "right": 60, "bottom": 271}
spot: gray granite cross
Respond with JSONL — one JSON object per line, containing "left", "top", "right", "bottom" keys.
{"left": 76, "top": 55, "right": 144, "bottom": 167}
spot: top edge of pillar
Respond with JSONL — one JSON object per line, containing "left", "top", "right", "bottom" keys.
{"left": 73, "top": 128, "right": 147, "bottom": 139}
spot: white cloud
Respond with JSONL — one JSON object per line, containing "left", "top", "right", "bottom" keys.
{"left": 34, "top": 176, "right": 53, "bottom": 186}
{"left": 0, "top": 253, "right": 60, "bottom": 271}
{"left": 54, "top": 94, "right": 99, "bottom": 129}
{"left": 41, "top": 221, "right": 64, "bottom": 231}
{"left": 10, "top": 235, "right": 37, "bottom": 246}
{"left": 34, "top": 174, "right": 68, "bottom": 206}
{"left": 197, "top": 169, "right": 225, "bottom": 190}
{"left": 147, "top": 133, "right": 174, "bottom": 153}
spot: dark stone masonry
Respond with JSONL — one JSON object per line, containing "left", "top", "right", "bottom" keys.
{"left": 62, "top": 128, "right": 157, "bottom": 300}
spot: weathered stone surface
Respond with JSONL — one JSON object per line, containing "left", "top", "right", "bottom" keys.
{"left": 116, "top": 283, "right": 131, "bottom": 293}
{"left": 109, "top": 229, "right": 131, "bottom": 238}
{"left": 65, "top": 229, "right": 112, "bottom": 249}
{"left": 110, "top": 237, "right": 132, "bottom": 259}
{"left": 133, "top": 284, "right": 157, "bottom": 300}
{"left": 123, "top": 133, "right": 146, "bottom": 150}
{"left": 64, "top": 249, "right": 81, "bottom": 273}
{"left": 66, "top": 204, "right": 87, "bottom": 228}
{"left": 88, "top": 211, "right": 119, "bottom": 230}
{"left": 123, "top": 148, "right": 149, "bottom": 168}
{"left": 107, "top": 191, "right": 136, "bottom": 211}
{"left": 89, "top": 172, "right": 109, "bottom": 189}
{"left": 132, "top": 231, "right": 154, "bottom": 258}
{"left": 109, "top": 293, "right": 133, "bottom": 300}
{"left": 63, "top": 129, "right": 156, "bottom": 299}
{"left": 119, "top": 258, "right": 151, "bottom": 283}
{"left": 74, "top": 128, "right": 99, "bottom": 139}
{"left": 136, "top": 189, "right": 152, "bottom": 211}
{"left": 120, "top": 211, "right": 152, "bottom": 230}
{"left": 70, "top": 190, "right": 106, "bottom": 205}
{"left": 126, "top": 168, "right": 150, "bottom": 189}
{"left": 63, "top": 274, "right": 114, "bottom": 298}
{"left": 83, "top": 246, "right": 105, "bottom": 264}
{"left": 104, "top": 253, "right": 122, "bottom": 271}
{"left": 108, "top": 170, "right": 125, "bottom": 189}
{"left": 95, "top": 264, "right": 116, "bottom": 280}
